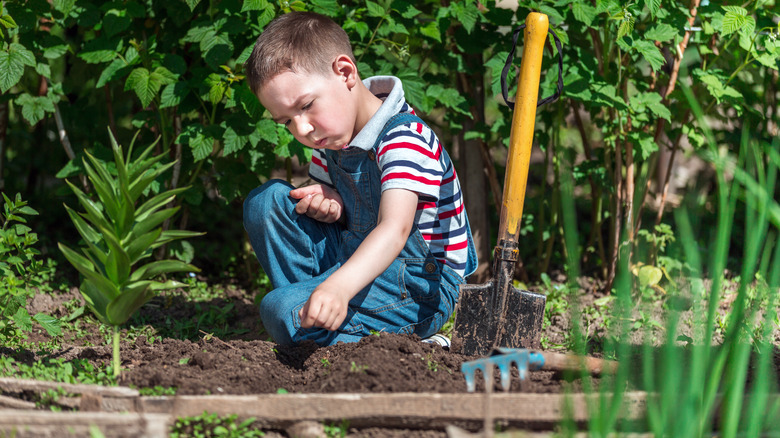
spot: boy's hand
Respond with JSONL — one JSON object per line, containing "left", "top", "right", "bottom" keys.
{"left": 299, "top": 283, "right": 350, "bottom": 331}
{"left": 290, "top": 185, "right": 344, "bottom": 223}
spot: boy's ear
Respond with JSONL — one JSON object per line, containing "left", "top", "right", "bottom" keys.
{"left": 332, "top": 55, "right": 358, "bottom": 89}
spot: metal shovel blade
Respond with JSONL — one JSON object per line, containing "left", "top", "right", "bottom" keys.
{"left": 451, "top": 280, "right": 546, "bottom": 357}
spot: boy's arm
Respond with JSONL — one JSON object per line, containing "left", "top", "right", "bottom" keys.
{"left": 298, "top": 188, "right": 418, "bottom": 331}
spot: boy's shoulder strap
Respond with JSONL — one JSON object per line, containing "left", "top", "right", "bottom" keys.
{"left": 373, "top": 112, "right": 426, "bottom": 150}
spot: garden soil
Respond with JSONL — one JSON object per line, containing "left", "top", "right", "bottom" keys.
{"left": 15, "top": 276, "right": 780, "bottom": 437}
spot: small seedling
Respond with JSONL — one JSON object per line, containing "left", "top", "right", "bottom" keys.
{"left": 320, "top": 358, "right": 331, "bottom": 368}
{"left": 137, "top": 385, "right": 177, "bottom": 396}
{"left": 324, "top": 419, "right": 349, "bottom": 438}
{"left": 424, "top": 354, "right": 439, "bottom": 372}
{"left": 276, "top": 388, "right": 288, "bottom": 394}
{"left": 169, "top": 411, "right": 264, "bottom": 437}
{"left": 349, "top": 361, "right": 368, "bottom": 373}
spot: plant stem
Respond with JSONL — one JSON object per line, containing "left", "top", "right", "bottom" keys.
{"left": 112, "top": 325, "right": 121, "bottom": 378}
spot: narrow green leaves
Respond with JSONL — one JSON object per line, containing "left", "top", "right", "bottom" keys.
{"left": 59, "top": 129, "right": 201, "bottom": 331}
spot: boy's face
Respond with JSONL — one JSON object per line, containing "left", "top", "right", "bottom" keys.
{"left": 257, "top": 65, "right": 358, "bottom": 150}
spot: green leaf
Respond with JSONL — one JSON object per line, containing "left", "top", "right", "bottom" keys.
{"left": 15, "top": 94, "right": 55, "bottom": 125}
{"left": 311, "top": 0, "right": 340, "bottom": 16}
{"left": 452, "top": 2, "right": 479, "bottom": 34}
{"left": 572, "top": 2, "right": 597, "bottom": 26}
{"left": 160, "top": 82, "right": 189, "bottom": 108}
{"left": 633, "top": 40, "right": 665, "bottom": 72}
{"left": 0, "top": 14, "right": 18, "bottom": 30}
{"left": 700, "top": 73, "right": 743, "bottom": 103}
{"left": 645, "top": 24, "right": 677, "bottom": 42}
{"left": 97, "top": 59, "right": 133, "bottom": 88}
{"left": 630, "top": 92, "right": 671, "bottom": 122}
{"left": 223, "top": 125, "right": 250, "bottom": 156}
{"left": 721, "top": 6, "right": 748, "bottom": 36}
{"left": 365, "top": 1, "right": 385, "bottom": 17}
{"left": 0, "top": 43, "right": 35, "bottom": 93}
{"left": 52, "top": 0, "right": 76, "bottom": 15}
{"left": 126, "top": 228, "right": 164, "bottom": 263}
{"left": 13, "top": 307, "right": 32, "bottom": 332}
{"left": 178, "top": 125, "right": 213, "bottom": 162}
{"left": 106, "top": 282, "right": 154, "bottom": 325}
{"left": 638, "top": 265, "right": 663, "bottom": 287}
{"left": 131, "top": 260, "right": 198, "bottom": 282}
{"left": 419, "top": 21, "right": 441, "bottom": 42}
{"left": 617, "top": 16, "right": 635, "bottom": 40}
{"left": 78, "top": 279, "right": 111, "bottom": 325}
{"left": 125, "top": 67, "right": 161, "bottom": 108}
{"left": 241, "top": 0, "right": 267, "bottom": 12}
{"left": 644, "top": 0, "right": 661, "bottom": 17}
{"left": 184, "top": 0, "right": 201, "bottom": 12}
{"left": 78, "top": 37, "right": 122, "bottom": 64}
{"left": 629, "top": 132, "right": 658, "bottom": 160}
{"left": 33, "top": 313, "right": 61, "bottom": 337}
{"left": 205, "top": 73, "right": 227, "bottom": 104}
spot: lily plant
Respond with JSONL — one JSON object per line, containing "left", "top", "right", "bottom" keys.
{"left": 59, "top": 130, "right": 202, "bottom": 378}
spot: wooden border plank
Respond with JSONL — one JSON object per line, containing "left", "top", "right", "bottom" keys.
{"left": 0, "top": 378, "right": 138, "bottom": 397}
{"left": 139, "top": 392, "right": 646, "bottom": 429}
{"left": 0, "top": 410, "right": 170, "bottom": 438}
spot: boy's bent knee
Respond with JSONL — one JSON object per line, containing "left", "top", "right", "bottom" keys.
{"left": 258, "top": 289, "right": 300, "bottom": 345}
{"left": 243, "top": 179, "right": 295, "bottom": 231}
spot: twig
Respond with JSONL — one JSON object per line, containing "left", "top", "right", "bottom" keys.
{"left": 607, "top": 128, "right": 623, "bottom": 291}
{"left": 104, "top": 85, "right": 117, "bottom": 139}
{"left": 0, "top": 101, "right": 7, "bottom": 191}
{"left": 53, "top": 99, "right": 89, "bottom": 192}
{"left": 199, "top": 330, "right": 236, "bottom": 349}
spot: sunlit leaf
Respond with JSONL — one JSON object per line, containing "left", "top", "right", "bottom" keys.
{"left": 33, "top": 313, "right": 61, "bottom": 337}
{"left": 0, "top": 43, "right": 35, "bottom": 92}
{"left": 572, "top": 2, "right": 597, "bottom": 26}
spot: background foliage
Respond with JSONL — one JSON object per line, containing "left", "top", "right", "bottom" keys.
{"left": 0, "top": 0, "right": 778, "bottom": 289}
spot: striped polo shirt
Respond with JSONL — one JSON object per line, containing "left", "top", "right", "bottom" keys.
{"left": 308, "top": 76, "right": 471, "bottom": 277}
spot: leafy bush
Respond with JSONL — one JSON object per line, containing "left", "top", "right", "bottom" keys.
{"left": 58, "top": 130, "right": 202, "bottom": 377}
{"left": 0, "top": 193, "right": 60, "bottom": 342}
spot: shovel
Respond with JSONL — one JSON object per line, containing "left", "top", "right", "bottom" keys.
{"left": 451, "top": 12, "right": 550, "bottom": 356}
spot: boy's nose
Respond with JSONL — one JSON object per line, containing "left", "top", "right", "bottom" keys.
{"left": 293, "top": 117, "right": 314, "bottom": 137}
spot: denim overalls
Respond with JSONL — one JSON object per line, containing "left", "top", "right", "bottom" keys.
{"left": 243, "top": 113, "right": 477, "bottom": 346}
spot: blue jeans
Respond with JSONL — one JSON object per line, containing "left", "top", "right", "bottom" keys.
{"left": 243, "top": 180, "right": 472, "bottom": 345}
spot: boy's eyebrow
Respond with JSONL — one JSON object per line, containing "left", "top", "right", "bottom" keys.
{"left": 270, "top": 95, "right": 310, "bottom": 123}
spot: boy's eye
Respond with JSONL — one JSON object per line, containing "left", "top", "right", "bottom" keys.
{"left": 283, "top": 120, "right": 291, "bottom": 126}
{"left": 302, "top": 101, "right": 313, "bottom": 110}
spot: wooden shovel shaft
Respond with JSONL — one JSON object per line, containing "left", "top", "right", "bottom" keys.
{"left": 497, "top": 13, "right": 549, "bottom": 243}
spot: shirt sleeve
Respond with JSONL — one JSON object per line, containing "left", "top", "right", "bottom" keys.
{"left": 308, "top": 149, "right": 333, "bottom": 186}
{"left": 376, "top": 121, "right": 444, "bottom": 202}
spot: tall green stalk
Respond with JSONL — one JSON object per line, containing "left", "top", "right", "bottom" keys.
{"left": 59, "top": 129, "right": 203, "bottom": 378}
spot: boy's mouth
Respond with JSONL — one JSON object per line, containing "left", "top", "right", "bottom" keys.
{"left": 314, "top": 138, "right": 327, "bottom": 148}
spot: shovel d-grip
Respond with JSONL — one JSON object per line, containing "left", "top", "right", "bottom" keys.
{"left": 461, "top": 348, "right": 545, "bottom": 392}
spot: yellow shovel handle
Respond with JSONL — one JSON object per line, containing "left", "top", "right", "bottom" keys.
{"left": 496, "top": 12, "right": 548, "bottom": 244}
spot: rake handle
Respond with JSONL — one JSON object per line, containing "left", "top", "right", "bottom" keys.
{"left": 538, "top": 352, "right": 618, "bottom": 375}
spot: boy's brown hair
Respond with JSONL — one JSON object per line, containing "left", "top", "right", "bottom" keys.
{"left": 245, "top": 12, "right": 356, "bottom": 94}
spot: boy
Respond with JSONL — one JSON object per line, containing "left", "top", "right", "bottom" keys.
{"left": 243, "top": 11, "right": 477, "bottom": 346}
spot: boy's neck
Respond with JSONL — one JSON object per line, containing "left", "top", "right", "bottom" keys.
{"left": 352, "top": 80, "right": 384, "bottom": 140}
